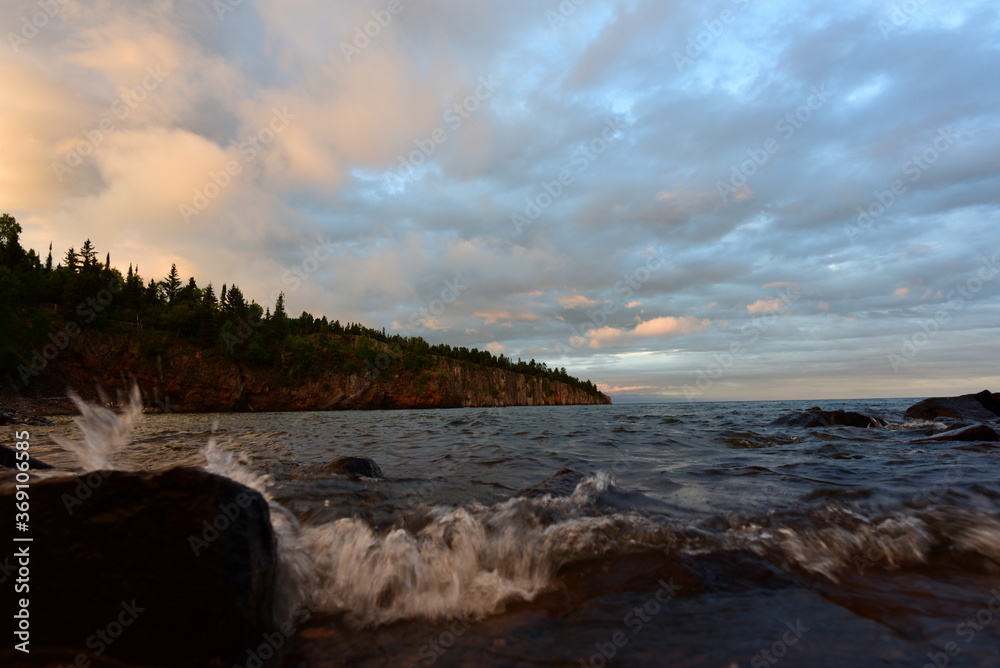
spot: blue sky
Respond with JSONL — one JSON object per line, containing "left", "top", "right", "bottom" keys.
{"left": 3, "top": 0, "right": 999, "bottom": 401}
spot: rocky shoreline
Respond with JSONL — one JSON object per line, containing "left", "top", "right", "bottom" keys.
{"left": 0, "top": 398, "right": 63, "bottom": 425}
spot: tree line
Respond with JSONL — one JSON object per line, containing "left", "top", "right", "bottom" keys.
{"left": 0, "top": 214, "right": 603, "bottom": 397}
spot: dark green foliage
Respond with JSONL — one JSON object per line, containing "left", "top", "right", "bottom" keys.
{"left": 0, "top": 213, "right": 605, "bottom": 398}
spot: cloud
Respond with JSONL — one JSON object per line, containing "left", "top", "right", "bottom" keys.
{"left": 747, "top": 298, "right": 788, "bottom": 314}
{"left": 557, "top": 295, "right": 600, "bottom": 308}
{"left": 587, "top": 316, "right": 711, "bottom": 349}
{"left": 484, "top": 341, "right": 508, "bottom": 356}
{"left": 4, "top": 0, "right": 1000, "bottom": 399}
{"left": 597, "top": 384, "right": 663, "bottom": 395}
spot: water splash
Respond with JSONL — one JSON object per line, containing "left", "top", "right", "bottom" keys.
{"left": 55, "top": 385, "right": 143, "bottom": 471}
{"left": 298, "top": 472, "right": 672, "bottom": 627}
{"left": 203, "top": 437, "right": 274, "bottom": 499}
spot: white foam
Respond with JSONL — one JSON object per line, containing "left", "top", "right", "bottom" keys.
{"left": 55, "top": 385, "right": 143, "bottom": 471}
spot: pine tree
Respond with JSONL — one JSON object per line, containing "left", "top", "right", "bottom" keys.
{"left": 162, "top": 264, "right": 181, "bottom": 303}
{"left": 64, "top": 247, "right": 78, "bottom": 272}
{"left": 79, "top": 239, "right": 98, "bottom": 272}
{"left": 45, "top": 242, "right": 52, "bottom": 272}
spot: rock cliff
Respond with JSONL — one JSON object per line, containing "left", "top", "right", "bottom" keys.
{"left": 20, "top": 331, "right": 610, "bottom": 412}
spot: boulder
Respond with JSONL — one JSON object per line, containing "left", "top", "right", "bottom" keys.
{"left": 0, "top": 400, "right": 53, "bottom": 426}
{"left": 0, "top": 467, "right": 276, "bottom": 666}
{"left": 0, "top": 443, "right": 53, "bottom": 469}
{"left": 321, "top": 456, "right": 384, "bottom": 479}
{"left": 768, "top": 407, "right": 885, "bottom": 430}
{"left": 904, "top": 390, "right": 1000, "bottom": 422}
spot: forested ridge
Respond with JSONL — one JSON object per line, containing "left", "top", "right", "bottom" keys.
{"left": 0, "top": 214, "right": 606, "bottom": 401}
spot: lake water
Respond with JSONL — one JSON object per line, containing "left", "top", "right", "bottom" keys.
{"left": 29, "top": 399, "right": 1000, "bottom": 666}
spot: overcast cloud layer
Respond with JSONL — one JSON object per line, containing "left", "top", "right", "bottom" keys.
{"left": 3, "top": 0, "right": 999, "bottom": 401}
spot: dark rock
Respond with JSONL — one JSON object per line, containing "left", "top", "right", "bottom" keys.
{"left": 0, "top": 467, "right": 276, "bottom": 666}
{"left": 973, "top": 389, "right": 1000, "bottom": 416}
{"left": 768, "top": 407, "right": 885, "bottom": 430}
{"left": 904, "top": 391, "right": 1000, "bottom": 422}
{"left": 322, "top": 456, "right": 384, "bottom": 479}
{"left": 0, "top": 443, "right": 53, "bottom": 469}
{"left": 518, "top": 468, "right": 586, "bottom": 498}
{"left": 916, "top": 424, "right": 1000, "bottom": 443}
{"left": 0, "top": 400, "right": 54, "bottom": 426}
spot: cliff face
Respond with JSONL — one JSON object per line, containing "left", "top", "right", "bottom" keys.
{"left": 23, "top": 331, "right": 610, "bottom": 412}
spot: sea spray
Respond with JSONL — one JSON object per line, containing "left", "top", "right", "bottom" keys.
{"left": 203, "top": 437, "right": 275, "bottom": 498}
{"left": 54, "top": 385, "right": 143, "bottom": 471}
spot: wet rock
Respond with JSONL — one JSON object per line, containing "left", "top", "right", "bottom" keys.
{"left": 322, "top": 456, "right": 384, "bottom": 479}
{"left": 904, "top": 390, "right": 1000, "bottom": 423}
{"left": 915, "top": 424, "right": 1000, "bottom": 443}
{"left": 518, "top": 468, "right": 585, "bottom": 498}
{"left": 0, "top": 400, "right": 54, "bottom": 426}
{"left": 0, "top": 467, "right": 276, "bottom": 666}
{"left": 769, "top": 407, "right": 885, "bottom": 430}
{"left": 0, "top": 443, "right": 53, "bottom": 469}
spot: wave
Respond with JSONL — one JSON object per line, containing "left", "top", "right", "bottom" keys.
{"left": 50, "top": 391, "right": 1000, "bottom": 631}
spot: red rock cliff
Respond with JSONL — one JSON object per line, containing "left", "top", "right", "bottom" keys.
{"left": 24, "top": 331, "right": 611, "bottom": 412}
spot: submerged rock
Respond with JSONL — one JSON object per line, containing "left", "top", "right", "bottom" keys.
{"left": 904, "top": 390, "right": 1000, "bottom": 422}
{"left": 518, "top": 468, "right": 586, "bottom": 498}
{"left": 769, "top": 407, "right": 885, "bottom": 430}
{"left": 0, "top": 467, "right": 276, "bottom": 666}
{"left": 322, "top": 456, "right": 384, "bottom": 479}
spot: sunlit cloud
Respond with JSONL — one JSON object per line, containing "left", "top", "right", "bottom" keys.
{"left": 4, "top": 0, "right": 999, "bottom": 400}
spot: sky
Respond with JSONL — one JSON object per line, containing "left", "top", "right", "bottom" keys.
{"left": 2, "top": 0, "right": 999, "bottom": 402}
